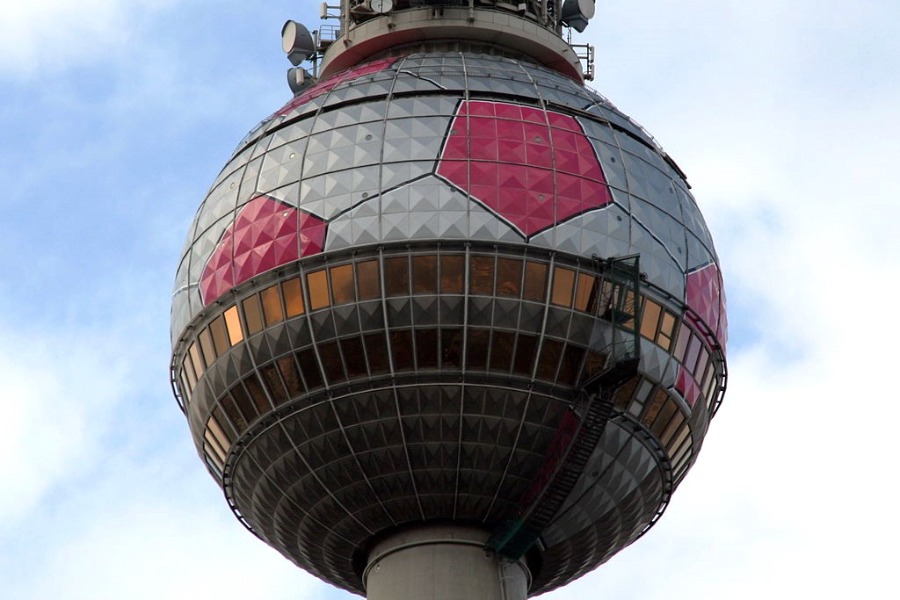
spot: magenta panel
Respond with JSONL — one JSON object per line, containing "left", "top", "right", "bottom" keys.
{"left": 675, "top": 367, "right": 701, "bottom": 408}
{"left": 200, "top": 196, "right": 325, "bottom": 305}
{"left": 274, "top": 57, "right": 399, "bottom": 117}
{"left": 685, "top": 262, "right": 728, "bottom": 349}
{"left": 437, "top": 100, "right": 612, "bottom": 237}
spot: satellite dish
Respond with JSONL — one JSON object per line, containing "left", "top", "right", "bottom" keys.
{"left": 560, "top": 0, "right": 594, "bottom": 33}
{"left": 282, "top": 20, "right": 316, "bottom": 66}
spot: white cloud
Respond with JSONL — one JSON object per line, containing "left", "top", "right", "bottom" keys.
{"left": 0, "top": 0, "right": 177, "bottom": 78}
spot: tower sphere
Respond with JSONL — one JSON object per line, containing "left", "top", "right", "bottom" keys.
{"left": 171, "top": 3, "right": 727, "bottom": 597}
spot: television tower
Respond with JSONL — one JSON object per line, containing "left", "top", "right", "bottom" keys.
{"left": 170, "top": 2, "right": 727, "bottom": 598}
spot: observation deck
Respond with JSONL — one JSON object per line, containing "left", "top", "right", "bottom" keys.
{"left": 313, "top": 0, "right": 595, "bottom": 80}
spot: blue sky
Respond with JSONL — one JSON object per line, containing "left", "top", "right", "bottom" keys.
{"left": 2, "top": 1, "right": 899, "bottom": 598}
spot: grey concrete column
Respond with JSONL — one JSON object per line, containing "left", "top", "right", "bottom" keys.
{"left": 364, "top": 524, "right": 530, "bottom": 600}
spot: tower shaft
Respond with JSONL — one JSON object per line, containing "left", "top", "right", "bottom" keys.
{"left": 365, "top": 525, "right": 529, "bottom": 600}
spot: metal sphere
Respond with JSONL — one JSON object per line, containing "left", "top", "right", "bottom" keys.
{"left": 171, "top": 49, "right": 727, "bottom": 595}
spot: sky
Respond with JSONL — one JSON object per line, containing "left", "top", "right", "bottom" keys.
{"left": 1, "top": 1, "right": 899, "bottom": 598}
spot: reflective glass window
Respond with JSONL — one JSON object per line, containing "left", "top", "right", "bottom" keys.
{"left": 673, "top": 322, "right": 690, "bottom": 361}
{"left": 188, "top": 342, "right": 205, "bottom": 378}
{"left": 357, "top": 260, "right": 380, "bottom": 300}
{"left": 470, "top": 255, "right": 494, "bottom": 295}
{"left": 261, "top": 285, "right": 284, "bottom": 325}
{"left": 684, "top": 334, "right": 701, "bottom": 373}
{"left": 319, "top": 341, "right": 346, "bottom": 383}
{"left": 536, "top": 339, "right": 563, "bottom": 380}
{"left": 330, "top": 264, "right": 355, "bottom": 305}
{"left": 441, "top": 328, "right": 463, "bottom": 367}
{"left": 583, "top": 351, "right": 607, "bottom": 381}
{"left": 298, "top": 348, "right": 324, "bottom": 389}
{"left": 574, "top": 273, "right": 597, "bottom": 312}
{"left": 440, "top": 255, "right": 464, "bottom": 294}
{"left": 277, "top": 355, "right": 304, "bottom": 396}
{"left": 224, "top": 306, "right": 244, "bottom": 345}
{"left": 489, "top": 330, "right": 515, "bottom": 372}
{"left": 496, "top": 258, "right": 522, "bottom": 298}
{"left": 391, "top": 331, "right": 414, "bottom": 372}
{"left": 282, "top": 277, "right": 305, "bottom": 317}
{"left": 513, "top": 334, "right": 537, "bottom": 376}
{"left": 307, "top": 270, "right": 330, "bottom": 310}
{"left": 341, "top": 336, "right": 368, "bottom": 378}
{"left": 220, "top": 393, "right": 249, "bottom": 434}
{"left": 206, "top": 415, "right": 232, "bottom": 453}
{"left": 412, "top": 255, "right": 438, "bottom": 294}
{"left": 466, "top": 329, "right": 490, "bottom": 371}
{"left": 694, "top": 346, "right": 709, "bottom": 379}
{"left": 658, "top": 311, "right": 676, "bottom": 350}
{"left": 415, "top": 329, "right": 438, "bottom": 370}
{"left": 660, "top": 411, "right": 686, "bottom": 448}
{"left": 209, "top": 316, "right": 230, "bottom": 356}
{"left": 365, "top": 332, "right": 389, "bottom": 374}
{"left": 242, "top": 295, "right": 264, "bottom": 335}
{"left": 243, "top": 373, "right": 271, "bottom": 413}
{"left": 551, "top": 267, "right": 575, "bottom": 307}
{"left": 641, "top": 389, "right": 667, "bottom": 427}
{"left": 261, "top": 364, "right": 289, "bottom": 406}
{"left": 641, "top": 300, "right": 662, "bottom": 341}
{"left": 182, "top": 355, "right": 197, "bottom": 391}
{"left": 524, "top": 261, "right": 548, "bottom": 301}
{"left": 198, "top": 328, "right": 216, "bottom": 368}
{"left": 385, "top": 256, "right": 409, "bottom": 297}
{"left": 230, "top": 382, "right": 258, "bottom": 422}
{"left": 559, "top": 345, "right": 585, "bottom": 386}
{"left": 650, "top": 399, "right": 679, "bottom": 439}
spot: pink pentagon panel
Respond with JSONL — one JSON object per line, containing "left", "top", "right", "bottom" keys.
{"left": 437, "top": 100, "right": 612, "bottom": 237}
{"left": 685, "top": 262, "right": 728, "bottom": 349}
{"left": 675, "top": 367, "right": 702, "bottom": 408}
{"left": 199, "top": 196, "right": 325, "bottom": 305}
{"left": 273, "top": 56, "right": 399, "bottom": 117}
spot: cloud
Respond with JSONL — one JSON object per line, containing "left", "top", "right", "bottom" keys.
{"left": 0, "top": 0, "right": 180, "bottom": 79}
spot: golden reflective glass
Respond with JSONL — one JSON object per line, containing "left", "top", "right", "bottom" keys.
{"left": 536, "top": 339, "right": 563, "bottom": 380}
{"left": 277, "top": 356, "right": 304, "bottom": 396}
{"left": 209, "top": 316, "right": 230, "bottom": 356}
{"left": 242, "top": 295, "right": 264, "bottom": 335}
{"left": 440, "top": 255, "right": 464, "bottom": 293}
{"left": 357, "top": 260, "right": 380, "bottom": 300}
{"left": 641, "top": 300, "right": 661, "bottom": 340}
{"left": 307, "top": 270, "right": 330, "bottom": 310}
{"left": 188, "top": 342, "right": 205, "bottom": 377}
{"left": 182, "top": 355, "right": 197, "bottom": 391}
{"left": 469, "top": 255, "right": 494, "bottom": 295}
{"left": 224, "top": 306, "right": 244, "bottom": 345}
{"left": 230, "top": 382, "right": 258, "bottom": 422}
{"left": 496, "top": 258, "right": 522, "bottom": 298}
{"left": 574, "top": 272, "right": 597, "bottom": 312}
{"left": 523, "top": 261, "right": 548, "bottom": 301}
{"left": 551, "top": 267, "right": 575, "bottom": 307}
{"left": 282, "top": 277, "right": 305, "bottom": 317}
{"left": 558, "top": 345, "right": 584, "bottom": 386}
{"left": 412, "top": 255, "right": 438, "bottom": 294}
{"left": 650, "top": 399, "right": 678, "bottom": 439}
{"left": 641, "top": 389, "right": 668, "bottom": 427}
{"left": 660, "top": 411, "right": 686, "bottom": 447}
{"left": 206, "top": 415, "right": 232, "bottom": 453}
{"left": 220, "top": 393, "right": 249, "bottom": 434}
{"left": 673, "top": 322, "right": 690, "bottom": 360}
{"left": 261, "top": 285, "right": 284, "bottom": 325}
{"left": 242, "top": 373, "right": 271, "bottom": 413}
{"left": 260, "top": 364, "right": 288, "bottom": 406}
{"left": 330, "top": 264, "right": 355, "bottom": 305}
{"left": 385, "top": 256, "right": 409, "bottom": 297}
{"left": 198, "top": 328, "right": 216, "bottom": 368}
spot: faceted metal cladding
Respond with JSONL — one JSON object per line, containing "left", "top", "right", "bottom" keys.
{"left": 171, "top": 50, "right": 727, "bottom": 596}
